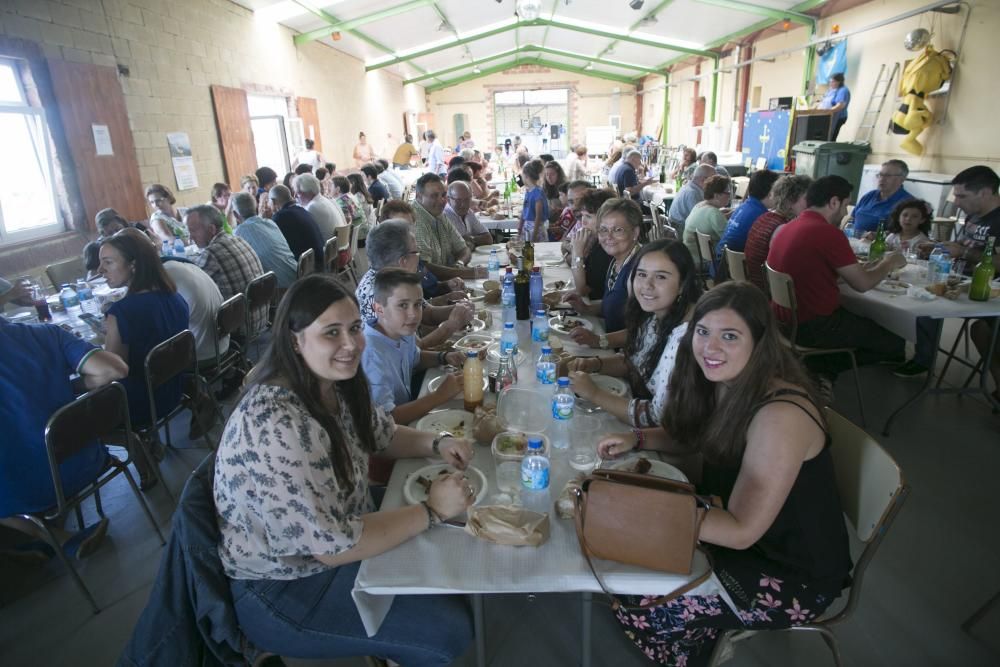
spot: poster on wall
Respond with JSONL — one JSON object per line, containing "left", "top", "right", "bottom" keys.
{"left": 816, "top": 40, "right": 847, "bottom": 85}
{"left": 92, "top": 124, "right": 113, "bottom": 156}
{"left": 166, "top": 132, "right": 198, "bottom": 191}
{"left": 741, "top": 110, "right": 791, "bottom": 171}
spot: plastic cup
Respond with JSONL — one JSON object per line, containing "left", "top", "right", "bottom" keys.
{"left": 569, "top": 414, "right": 599, "bottom": 471}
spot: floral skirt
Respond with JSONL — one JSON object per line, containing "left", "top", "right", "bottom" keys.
{"left": 614, "top": 549, "right": 844, "bottom": 667}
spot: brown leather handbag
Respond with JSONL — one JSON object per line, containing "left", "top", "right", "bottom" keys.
{"left": 573, "top": 469, "right": 714, "bottom": 609}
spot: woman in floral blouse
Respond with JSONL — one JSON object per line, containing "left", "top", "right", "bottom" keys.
{"left": 214, "top": 274, "right": 475, "bottom": 665}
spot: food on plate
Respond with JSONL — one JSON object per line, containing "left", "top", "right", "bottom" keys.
{"left": 554, "top": 317, "right": 584, "bottom": 331}
{"left": 415, "top": 470, "right": 448, "bottom": 493}
{"left": 631, "top": 458, "right": 653, "bottom": 474}
{"left": 463, "top": 340, "right": 488, "bottom": 349}
{"left": 495, "top": 432, "right": 529, "bottom": 456}
{"left": 550, "top": 280, "right": 566, "bottom": 290}
{"left": 881, "top": 279, "right": 909, "bottom": 290}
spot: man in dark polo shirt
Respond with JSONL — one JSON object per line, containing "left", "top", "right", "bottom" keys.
{"left": 269, "top": 184, "right": 325, "bottom": 270}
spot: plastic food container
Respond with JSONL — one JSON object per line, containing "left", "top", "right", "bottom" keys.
{"left": 495, "top": 386, "right": 550, "bottom": 433}
{"left": 491, "top": 430, "right": 551, "bottom": 463}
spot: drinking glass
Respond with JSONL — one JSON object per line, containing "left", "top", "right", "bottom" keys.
{"left": 569, "top": 414, "right": 600, "bottom": 471}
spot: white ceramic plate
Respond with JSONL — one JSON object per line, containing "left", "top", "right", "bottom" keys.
{"left": 601, "top": 457, "right": 688, "bottom": 483}
{"left": 403, "top": 464, "right": 488, "bottom": 506}
{"left": 414, "top": 409, "right": 474, "bottom": 438}
{"left": 454, "top": 333, "right": 492, "bottom": 352}
{"left": 875, "top": 280, "right": 911, "bottom": 295}
{"left": 590, "top": 374, "right": 628, "bottom": 397}
{"left": 549, "top": 316, "right": 593, "bottom": 334}
{"left": 428, "top": 373, "right": 487, "bottom": 394}
{"left": 486, "top": 342, "right": 528, "bottom": 366}
{"left": 475, "top": 244, "right": 506, "bottom": 255}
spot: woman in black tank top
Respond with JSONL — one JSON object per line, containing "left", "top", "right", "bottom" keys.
{"left": 597, "top": 282, "right": 852, "bottom": 667}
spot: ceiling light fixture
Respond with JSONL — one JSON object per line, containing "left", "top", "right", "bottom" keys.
{"left": 781, "top": 17, "right": 792, "bottom": 30}
{"left": 473, "top": 66, "right": 482, "bottom": 74}
{"left": 629, "top": 0, "right": 645, "bottom": 9}
{"left": 637, "top": 15, "right": 658, "bottom": 26}
{"left": 516, "top": 0, "right": 543, "bottom": 20}
{"left": 585, "top": 63, "right": 594, "bottom": 70}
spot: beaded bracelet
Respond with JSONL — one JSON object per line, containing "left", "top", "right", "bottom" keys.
{"left": 631, "top": 428, "right": 644, "bottom": 451}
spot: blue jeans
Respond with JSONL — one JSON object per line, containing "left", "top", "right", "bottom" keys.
{"left": 913, "top": 316, "right": 941, "bottom": 368}
{"left": 230, "top": 563, "right": 473, "bottom": 666}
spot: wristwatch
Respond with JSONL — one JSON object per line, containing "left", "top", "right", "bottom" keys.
{"left": 432, "top": 431, "right": 453, "bottom": 456}
{"left": 598, "top": 334, "right": 609, "bottom": 350}
{"left": 421, "top": 501, "right": 442, "bottom": 528}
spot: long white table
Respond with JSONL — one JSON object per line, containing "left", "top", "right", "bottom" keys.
{"left": 353, "top": 243, "right": 726, "bottom": 667}
{"left": 838, "top": 264, "right": 1000, "bottom": 433}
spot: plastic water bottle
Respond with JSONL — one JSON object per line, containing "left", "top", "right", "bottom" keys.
{"left": 520, "top": 437, "right": 550, "bottom": 513}
{"left": 529, "top": 266, "right": 543, "bottom": 313}
{"left": 173, "top": 238, "right": 186, "bottom": 256}
{"left": 500, "top": 321, "right": 519, "bottom": 356}
{"left": 488, "top": 248, "right": 500, "bottom": 282}
{"left": 536, "top": 345, "right": 556, "bottom": 386}
{"left": 531, "top": 308, "right": 549, "bottom": 356}
{"left": 550, "top": 377, "right": 575, "bottom": 450}
{"left": 928, "top": 244, "right": 948, "bottom": 285}
{"left": 161, "top": 239, "right": 172, "bottom": 256}
{"left": 75, "top": 279, "right": 97, "bottom": 314}
{"left": 59, "top": 284, "right": 81, "bottom": 315}
{"left": 501, "top": 267, "right": 516, "bottom": 324}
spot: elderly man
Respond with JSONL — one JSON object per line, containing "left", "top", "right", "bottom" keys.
{"left": 375, "top": 158, "right": 404, "bottom": 199}
{"left": 444, "top": 181, "right": 493, "bottom": 250}
{"left": 845, "top": 159, "right": 913, "bottom": 235}
{"left": 268, "top": 184, "right": 325, "bottom": 267}
{"left": 357, "top": 220, "right": 473, "bottom": 351}
{"left": 767, "top": 176, "right": 906, "bottom": 387}
{"left": 185, "top": 205, "right": 266, "bottom": 333}
{"left": 412, "top": 173, "right": 486, "bottom": 281}
{"left": 615, "top": 149, "right": 656, "bottom": 201}
{"left": 292, "top": 173, "right": 346, "bottom": 242}
{"left": 230, "top": 192, "right": 297, "bottom": 289}
{"left": 669, "top": 164, "right": 716, "bottom": 232}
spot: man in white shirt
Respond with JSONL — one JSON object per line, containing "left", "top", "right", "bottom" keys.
{"left": 443, "top": 181, "right": 492, "bottom": 251}
{"left": 292, "top": 172, "right": 346, "bottom": 241}
{"left": 161, "top": 258, "right": 228, "bottom": 363}
{"left": 375, "top": 159, "right": 404, "bottom": 199}
{"left": 426, "top": 129, "right": 447, "bottom": 176}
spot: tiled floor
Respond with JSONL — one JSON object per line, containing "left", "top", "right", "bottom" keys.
{"left": 1, "top": 321, "right": 999, "bottom": 667}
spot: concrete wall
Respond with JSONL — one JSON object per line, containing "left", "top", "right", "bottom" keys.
{"left": 0, "top": 0, "right": 426, "bottom": 212}
{"left": 643, "top": 0, "right": 998, "bottom": 175}
{"left": 425, "top": 64, "right": 637, "bottom": 153}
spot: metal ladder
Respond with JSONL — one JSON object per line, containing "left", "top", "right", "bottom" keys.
{"left": 856, "top": 62, "right": 900, "bottom": 142}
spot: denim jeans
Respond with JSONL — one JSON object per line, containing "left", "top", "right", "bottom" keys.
{"left": 230, "top": 563, "right": 473, "bottom": 666}
{"left": 797, "top": 307, "right": 905, "bottom": 377}
{"left": 913, "top": 316, "right": 941, "bottom": 368}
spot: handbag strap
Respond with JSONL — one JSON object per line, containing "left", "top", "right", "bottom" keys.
{"left": 572, "top": 485, "right": 715, "bottom": 611}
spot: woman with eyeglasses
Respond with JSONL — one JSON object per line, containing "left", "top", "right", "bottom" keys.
{"left": 145, "top": 183, "right": 189, "bottom": 245}
{"left": 565, "top": 197, "right": 643, "bottom": 336}
{"left": 214, "top": 274, "right": 474, "bottom": 664}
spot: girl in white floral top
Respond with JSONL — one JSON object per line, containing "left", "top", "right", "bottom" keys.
{"left": 214, "top": 274, "right": 475, "bottom": 664}
{"left": 568, "top": 240, "right": 703, "bottom": 427}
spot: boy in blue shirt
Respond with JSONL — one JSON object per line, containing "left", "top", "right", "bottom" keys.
{"left": 362, "top": 268, "right": 467, "bottom": 424}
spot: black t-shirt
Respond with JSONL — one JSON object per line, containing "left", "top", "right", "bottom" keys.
{"left": 585, "top": 243, "right": 613, "bottom": 300}
{"left": 273, "top": 202, "right": 326, "bottom": 264}
{"left": 368, "top": 179, "right": 389, "bottom": 204}
{"left": 958, "top": 205, "right": 1000, "bottom": 254}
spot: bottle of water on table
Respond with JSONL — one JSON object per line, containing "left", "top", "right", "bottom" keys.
{"left": 500, "top": 321, "right": 519, "bottom": 357}
{"left": 501, "top": 267, "right": 516, "bottom": 324}
{"left": 161, "top": 239, "right": 172, "bottom": 256}
{"left": 550, "top": 376, "right": 574, "bottom": 450}
{"left": 521, "top": 437, "right": 550, "bottom": 514}
{"left": 173, "top": 238, "right": 186, "bottom": 257}
{"left": 928, "top": 244, "right": 949, "bottom": 285}
{"left": 531, "top": 308, "right": 549, "bottom": 356}
{"left": 75, "top": 279, "right": 97, "bottom": 315}
{"left": 487, "top": 248, "right": 499, "bottom": 282}
{"left": 59, "top": 284, "right": 81, "bottom": 316}
{"left": 536, "top": 345, "right": 556, "bottom": 386}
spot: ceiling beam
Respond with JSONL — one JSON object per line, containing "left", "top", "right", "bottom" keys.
{"left": 403, "top": 48, "right": 521, "bottom": 85}
{"left": 524, "top": 45, "right": 663, "bottom": 75}
{"left": 367, "top": 18, "right": 713, "bottom": 71}
{"left": 693, "top": 0, "right": 815, "bottom": 26}
{"left": 424, "top": 56, "right": 637, "bottom": 93}
{"left": 595, "top": 0, "right": 679, "bottom": 61}
{"left": 293, "top": 0, "right": 437, "bottom": 45}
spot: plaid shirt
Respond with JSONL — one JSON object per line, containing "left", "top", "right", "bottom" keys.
{"left": 413, "top": 201, "right": 466, "bottom": 266}
{"left": 194, "top": 232, "right": 267, "bottom": 333}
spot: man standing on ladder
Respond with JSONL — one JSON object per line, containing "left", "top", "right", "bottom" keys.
{"left": 818, "top": 73, "right": 852, "bottom": 140}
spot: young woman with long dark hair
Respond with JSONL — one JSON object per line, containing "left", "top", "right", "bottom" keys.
{"left": 598, "top": 282, "right": 852, "bottom": 666}
{"left": 568, "top": 240, "right": 702, "bottom": 426}
{"left": 214, "top": 275, "right": 474, "bottom": 665}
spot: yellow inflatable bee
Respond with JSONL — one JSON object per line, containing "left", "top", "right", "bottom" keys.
{"left": 891, "top": 46, "right": 955, "bottom": 155}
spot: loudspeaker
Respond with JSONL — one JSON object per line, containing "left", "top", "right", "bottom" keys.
{"left": 550, "top": 124, "right": 560, "bottom": 139}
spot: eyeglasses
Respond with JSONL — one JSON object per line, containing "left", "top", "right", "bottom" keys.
{"left": 876, "top": 172, "right": 904, "bottom": 179}
{"left": 447, "top": 196, "right": 472, "bottom": 204}
{"left": 597, "top": 225, "right": 631, "bottom": 237}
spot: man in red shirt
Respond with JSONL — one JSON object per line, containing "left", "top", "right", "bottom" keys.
{"left": 767, "top": 175, "right": 906, "bottom": 380}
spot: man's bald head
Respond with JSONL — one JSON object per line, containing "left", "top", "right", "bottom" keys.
{"left": 446, "top": 180, "right": 473, "bottom": 217}
{"left": 269, "top": 184, "right": 292, "bottom": 207}
{"left": 692, "top": 164, "right": 717, "bottom": 186}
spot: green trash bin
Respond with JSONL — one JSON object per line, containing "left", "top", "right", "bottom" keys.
{"left": 792, "top": 141, "right": 871, "bottom": 203}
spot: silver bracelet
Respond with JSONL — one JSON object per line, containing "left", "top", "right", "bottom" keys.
{"left": 421, "top": 500, "right": 441, "bottom": 528}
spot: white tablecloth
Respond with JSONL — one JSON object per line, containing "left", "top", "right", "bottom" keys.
{"left": 839, "top": 265, "right": 1000, "bottom": 341}
{"left": 352, "top": 243, "right": 726, "bottom": 636}
{"left": 477, "top": 215, "right": 519, "bottom": 231}
{"left": 641, "top": 185, "right": 676, "bottom": 208}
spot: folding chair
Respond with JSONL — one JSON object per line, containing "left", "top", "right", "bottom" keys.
{"left": 710, "top": 409, "right": 908, "bottom": 667}
{"left": 323, "top": 235, "right": 340, "bottom": 273}
{"left": 17, "top": 382, "right": 167, "bottom": 613}
{"left": 696, "top": 231, "right": 718, "bottom": 279}
{"left": 45, "top": 257, "right": 85, "bottom": 290}
{"left": 201, "top": 293, "right": 247, "bottom": 389}
{"left": 144, "top": 330, "right": 214, "bottom": 461}
{"left": 244, "top": 271, "right": 277, "bottom": 351}
{"left": 725, "top": 247, "right": 748, "bottom": 282}
{"left": 766, "top": 263, "right": 867, "bottom": 426}
{"left": 297, "top": 248, "right": 315, "bottom": 279}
